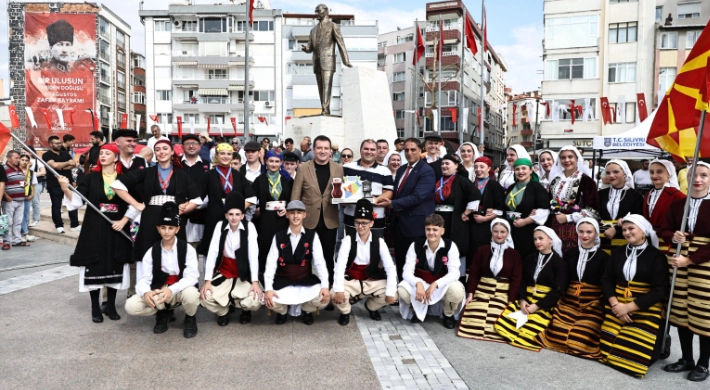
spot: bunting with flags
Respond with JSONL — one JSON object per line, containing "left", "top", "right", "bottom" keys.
{"left": 647, "top": 22, "right": 710, "bottom": 161}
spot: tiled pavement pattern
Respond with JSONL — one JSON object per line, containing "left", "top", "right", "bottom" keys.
{"left": 352, "top": 303, "right": 468, "bottom": 390}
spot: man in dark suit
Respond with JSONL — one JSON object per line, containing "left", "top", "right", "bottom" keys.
{"left": 376, "top": 138, "right": 435, "bottom": 279}
{"left": 301, "top": 4, "right": 352, "bottom": 116}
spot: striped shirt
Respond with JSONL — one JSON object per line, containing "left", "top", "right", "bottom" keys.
{"left": 3, "top": 165, "right": 25, "bottom": 201}
{"left": 342, "top": 160, "right": 394, "bottom": 229}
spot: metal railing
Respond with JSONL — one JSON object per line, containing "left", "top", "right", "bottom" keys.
{"left": 173, "top": 98, "right": 249, "bottom": 105}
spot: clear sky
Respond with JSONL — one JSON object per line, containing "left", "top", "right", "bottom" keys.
{"left": 0, "top": 0, "right": 543, "bottom": 96}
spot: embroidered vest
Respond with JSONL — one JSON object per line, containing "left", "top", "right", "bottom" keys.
{"left": 413, "top": 238, "right": 452, "bottom": 284}
{"left": 213, "top": 223, "right": 251, "bottom": 283}
{"left": 150, "top": 239, "right": 188, "bottom": 289}
{"left": 345, "top": 234, "right": 386, "bottom": 280}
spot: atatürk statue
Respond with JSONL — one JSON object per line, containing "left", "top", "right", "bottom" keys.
{"left": 301, "top": 4, "right": 351, "bottom": 116}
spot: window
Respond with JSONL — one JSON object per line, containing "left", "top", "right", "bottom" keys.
{"left": 182, "top": 20, "right": 198, "bottom": 31}
{"left": 154, "top": 20, "right": 171, "bottom": 32}
{"left": 656, "top": 6, "right": 663, "bottom": 23}
{"left": 544, "top": 57, "right": 597, "bottom": 80}
{"left": 393, "top": 72, "right": 405, "bottom": 82}
{"left": 609, "top": 22, "right": 637, "bottom": 43}
{"left": 289, "top": 63, "right": 312, "bottom": 75}
{"left": 116, "top": 31, "right": 125, "bottom": 48}
{"left": 687, "top": 30, "right": 702, "bottom": 49}
{"left": 208, "top": 114, "right": 225, "bottom": 124}
{"left": 117, "top": 71, "right": 126, "bottom": 90}
{"left": 393, "top": 92, "right": 405, "bottom": 101}
{"left": 611, "top": 102, "right": 636, "bottom": 124}
{"left": 99, "top": 86, "right": 110, "bottom": 105}
{"left": 117, "top": 51, "right": 125, "bottom": 69}
{"left": 396, "top": 128, "right": 404, "bottom": 138}
{"left": 253, "top": 21, "right": 274, "bottom": 31}
{"left": 132, "top": 55, "right": 145, "bottom": 69}
{"left": 659, "top": 68, "right": 677, "bottom": 94}
{"left": 157, "top": 90, "right": 172, "bottom": 101}
{"left": 133, "top": 92, "right": 146, "bottom": 105}
{"left": 202, "top": 18, "right": 224, "bottom": 33}
{"left": 117, "top": 92, "right": 126, "bottom": 110}
{"left": 660, "top": 31, "right": 678, "bottom": 49}
{"left": 394, "top": 53, "right": 405, "bottom": 63}
{"left": 207, "top": 69, "right": 228, "bottom": 80}
{"left": 99, "top": 40, "right": 110, "bottom": 62}
{"left": 184, "top": 113, "right": 199, "bottom": 124}
{"left": 99, "top": 17, "right": 109, "bottom": 37}
{"left": 678, "top": 2, "right": 701, "bottom": 19}
{"left": 397, "top": 34, "right": 413, "bottom": 44}
{"left": 395, "top": 110, "right": 405, "bottom": 120}
{"left": 155, "top": 67, "right": 172, "bottom": 79}
{"left": 157, "top": 113, "right": 173, "bottom": 124}
{"left": 99, "top": 62, "right": 111, "bottom": 84}
{"left": 378, "top": 41, "right": 387, "bottom": 48}
{"left": 181, "top": 42, "right": 198, "bottom": 56}
{"left": 544, "top": 16, "right": 599, "bottom": 49}
{"left": 253, "top": 90, "right": 275, "bottom": 102}
{"left": 608, "top": 63, "right": 636, "bottom": 83}
{"left": 202, "top": 41, "right": 226, "bottom": 56}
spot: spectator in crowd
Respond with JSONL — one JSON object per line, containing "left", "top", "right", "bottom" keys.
{"left": 240, "top": 141, "right": 263, "bottom": 183}
{"left": 232, "top": 137, "right": 247, "bottom": 163}
{"left": 331, "top": 142, "right": 341, "bottom": 164}
{"left": 231, "top": 152, "right": 243, "bottom": 171}
{"left": 284, "top": 138, "right": 302, "bottom": 160}
{"left": 394, "top": 138, "right": 404, "bottom": 153}
{"left": 283, "top": 151, "right": 299, "bottom": 179}
{"left": 28, "top": 148, "right": 46, "bottom": 227}
{"left": 199, "top": 132, "right": 215, "bottom": 163}
{"left": 376, "top": 139, "right": 389, "bottom": 165}
{"left": 139, "top": 147, "right": 154, "bottom": 167}
{"left": 632, "top": 159, "right": 652, "bottom": 188}
{"left": 61, "top": 134, "right": 76, "bottom": 157}
{"left": 146, "top": 125, "right": 163, "bottom": 162}
{"left": 301, "top": 137, "right": 314, "bottom": 162}
{"left": 340, "top": 148, "right": 354, "bottom": 165}
{"left": 86, "top": 131, "right": 105, "bottom": 168}
{"left": 675, "top": 159, "right": 689, "bottom": 194}
{"left": 2, "top": 151, "right": 30, "bottom": 249}
{"left": 384, "top": 152, "right": 401, "bottom": 181}
{"left": 43, "top": 135, "right": 80, "bottom": 234}
{"left": 19, "top": 154, "right": 38, "bottom": 243}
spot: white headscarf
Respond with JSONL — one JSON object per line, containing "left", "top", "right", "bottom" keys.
{"left": 620, "top": 214, "right": 658, "bottom": 248}
{"left": 605, "top": 159, "right": 635, "bottom": 189}
{"left": 489, "top": 218, "right": 514, "bottom": 276}
{"left": 575, "top": 218, "right": 600, "bottom": 280}
{"left": 537, "top": 149, "right": 558, "bottom": 183}
{"left": 507, "top": 145, "right": 531, "bottom": 167}
{"left": 549, "top": 146, "right": 591, "bottom": 183}
{"left": 686, "top": 163, "right": 710, "bottom": 233}
{"left": 619, "top": 214, "right": 656, "bottom": 281}
{"left": 534, "top": 226, "right": 563, "bottom": 257}
{"left": 649, "top": 159, "right": 680, "bottom": 190}
{"left": 457, "top": 142, "right": 481, "bottom": 161}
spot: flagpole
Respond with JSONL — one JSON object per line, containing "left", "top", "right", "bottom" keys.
{"left": 458, "top": 12, "right": 466, "bottom": 145}
{"left": 413, "top": 19, "right": 419, "bottom": 138}
{"left": 662, "top": 109, "right": 706, "bottom": 351}
{"left": 244, "top": 3, "right": 251, "bottom": 140}
{"left": 8, "top": 132, "right": 132, "bottom": 242}
{"left": 479, "top": 0, "right": 486, "bottom": 149}
{"left": 438, "top": 14, "right": 442, "bottom": 135}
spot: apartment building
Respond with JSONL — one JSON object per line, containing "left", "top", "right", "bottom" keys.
{"left": 506, "top": 90, "right": 543, "bottom": 150}
{"left": 139, "top": 1, "right": 283, "bottom": 140}
{"left": 131, "top": 52, "right": 147, "bottom": 137}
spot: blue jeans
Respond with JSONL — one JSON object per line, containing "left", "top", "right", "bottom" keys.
{"left": 22, "top": 200, "right": 31, "bottom": 235}
{"left": 31, "top": 181, "right": 45, "bottom": 222}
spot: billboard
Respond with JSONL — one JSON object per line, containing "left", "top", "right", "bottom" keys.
{"left": 24, "top": 12, "right": 97, "bottom": 148}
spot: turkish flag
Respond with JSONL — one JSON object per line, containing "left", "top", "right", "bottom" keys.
{"left": 0, "top": 122, "right": 10, "bottom": 153}
{"left": 248, "top": 0, "right": 255, "bottom": 24}
{"left": 258, "top": 116, "right": 268, "bottom": 126}
{"left": 600, "top": 97, "right": 612, "bottom": 124}
{"left": 177, "top": 116, "right": 183, "bottom": 138}
{"left": 285, "top": 116, "right": 292, "bottom": 124}
{"left": 569, "top": 100, "right": 576, "bottom": 125}
{"left": 512, "top": 104, "right": 517, "bottom": 126}
{"left": 39, "top": 109, "right": 53, "bottom": 129}
{"left": 207, "top": 116, "right": 211, "bottom": 132}
{"left": 637, "top": 93, "right": 648, "bottom": 122}
{"left": 149, "top": 114, "right": 159, "bottom": 123}
{"left": 120, "top": 113, "right": 129, "bottom": 129}
{"left": 448, "top": 108, "right": 457, "bottom": 123}
{"left": 93, "top": 111, "right": 101, "bottom": 131}
{"left": 539, "top": 101, "right": 550, "bottom": 118}
{"left": 8, "top": 105, "right": 20, "bottom": 129}
{"left": 437, "top": 19, "right": 444, "bottom": 63}
{"left": 67, "top": 109, "right": 76, "bottom": 125}
{"left": 231, "top": 117, "right": 238, "bottom": 134}
{"left": 465, "top": 12, "right": 478, "bottom": 55}
{"left": 413, "top": 21, "right": 426, "bottom": 65}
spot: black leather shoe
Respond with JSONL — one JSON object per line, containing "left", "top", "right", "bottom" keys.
{"left": 303, "top": 312, "right": 314, "bottom": 325}
{"left": 92, "top": 306, "right": 103, "bottom": 323}
{"left": 338, "top": 313, "right": 350, "bottom": 326}
{"left": 688, "top": 366, "right": 709, "bottom": 382}
{"left": 410, "top": 316, "right": 422, "bottom": 324}
{"left": 324, "top": 303, "right": 335, "bottom": 311}
{"left": 217, "top": 314, "right": 230, "bottom": 326}
{"left": 660, "top": 333, "right": 672, "bottom": 360}
{"left": 183, "top": 315, "right": 198, "bottom": 338}
{"left": 169, "top": 312, "right": 176, "bottom": 322}
{"left": 275, "top": 313, "right": 287, "bottom": 325}
{"left": 368, "top": 308, "right": 382, "bottom": 321}
{"left": 239, "top": 310, "right": 251, "bottom": 324}
{"left": 664, "top": 359, "right": 696, "bottom": 373}
{"left": 229, "top": 306, "right": 236, "bottom": 313}
{"left": 100, "top": 301, "right": 108, "bottom": 314}
{"left": 153, "top": 310, "right": 171, "bottom": 334}
{"left": 105, "top": 307, "right": 121, "bottom": 321}
{"left": 443, "top": 315, "right": 456, "bottom": 329}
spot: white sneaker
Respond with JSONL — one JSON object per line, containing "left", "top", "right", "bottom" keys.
{"left": 56, "top": 227, "right": 65, "bottom": 234}
{"left": 28, "top": 221, "right": 39, "bottom": 227}
{"left": 70, "top": 226, "right": 81, "bottom": 232}
{"left": 25, "top": 235, "right": 38, "bottom": 242}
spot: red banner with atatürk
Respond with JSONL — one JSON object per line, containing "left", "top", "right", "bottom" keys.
{"left": 24, "top": 12, "right": 97, "bottom": 149}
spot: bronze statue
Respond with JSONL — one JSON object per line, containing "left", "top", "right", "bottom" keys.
{"left": 301, "top": 4, "right": 351, "bottom": 116}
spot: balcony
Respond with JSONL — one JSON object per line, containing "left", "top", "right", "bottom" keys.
{"left": 173, "top": 98, "right": 255, "bottom": 113}
{"left": 521, "top": 129, "right": 533, "bottom": 136}
{"left": 171, "top": 29, "right": 254, "bottom": 41}
{"left": 172, "top": 78, "right": 255, "bottom": 90}
{"left": 99, "top": 51, "right": 111, "bottom": 63}
{"left": 99, "top": 94, "right": 111, "bottom": 106}
{"left": 172, "top": 53, "right": 255, "bottom": 67}
{"left": 425, "top": 53, "right": 461, "bottom": 68}
{"left": 425, "top": 29, "right": 461, "bottom": 44}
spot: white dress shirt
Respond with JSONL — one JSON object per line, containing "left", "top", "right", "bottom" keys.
{"left": 244, "top": 163, "right": 262, "bottom": 183}
{"left": 333, "top": 233, "right": 398, "bottom": 297}
{"left": 264, "top": 226, "right": 329, "bottom": 291}
{"left": 136, "top": 239, "right": 200, "bottom": 297}
{"left": 204, "top": 221, "right": 259, "bottom": 282}
{"left": 403, "top": 239, "right": 460, "bottom": 289}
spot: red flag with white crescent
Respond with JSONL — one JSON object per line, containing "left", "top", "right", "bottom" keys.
{"left": 512, "top": 104, "right": 517, "bottom": 127}
{"left": 8, "top": 105, "right": 20, "bottom": 129}
{"left": 231, "top": 117, "right": 237, "bottom": 134}
{"left": 465, "top": 12, "right": 478, "bottom": 55}
{"left": 637, "top": 93, "right": 648, "bottom": 122}
{"left": 94, "top": 111, "right": 101, "bottom": 132}
{"left": 120, "top": 114, "right": 129, "bottom": 129}
{"left": 600, "top": 97, "right": 612, "bottom": 124}
{"left": 40, "top": 109, "right": 53, "bottom": 129}
{"left": 413, "top": 21, "right": 426, "bottom": 65}
{"left": 177, "top": 116, "right": 183, "bottom": 138}
{"left": 0, "top": 122, "right": 11, "bottom": 153}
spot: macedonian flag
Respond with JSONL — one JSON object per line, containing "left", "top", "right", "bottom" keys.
{"left": 647, "top": 21, "right": 710, "bottom": 161}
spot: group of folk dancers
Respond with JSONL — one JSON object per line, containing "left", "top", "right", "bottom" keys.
{"left": 55, "top": 130, "right": 709, "bottom": 381}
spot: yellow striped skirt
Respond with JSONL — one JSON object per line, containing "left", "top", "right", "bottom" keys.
{"left": 457, "top": 277, "right": 511, "bottom": 342}
{"left": 536, "top": 282, "right": 604, "bottom": 360}
{"left": 494, "top": 284, "right": 553, "bottom": 352}
{"left": 600, "top": 221, "right": 627, "bottom": 255}
{"left": 600, "top": 281, "right": 664, "bottom": 378}
{"left": 667, "top": 237, "right": 710, "bottom": 337}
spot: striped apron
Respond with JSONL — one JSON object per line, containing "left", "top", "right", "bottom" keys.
{"left": 457, "top": 277, "right": 510, "bottom": 342}
{"left": 495, "top": 284, "right": 553, "bottom": 352}
{"left": 667, "top": 236, "right": 710, "bottom": 337}
{"left": 600, "top": 220, "right": 627, "bottom": 255}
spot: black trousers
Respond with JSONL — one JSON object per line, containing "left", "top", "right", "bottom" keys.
{"left": 393, "top": 223, "right": 422, "bottom": 281}
{"left": 316, "top": 214, "right": 337, "bottom": 286}
{"left": 47, "top": 186, "right": 79, "bottom": 228}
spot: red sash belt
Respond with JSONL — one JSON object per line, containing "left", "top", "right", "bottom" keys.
{"left": 346, "top": 264, "right": 368, "bottom": 281}
{"left": 275, "top": 263, "right": 311, "bottom": 281}
{"left": 166, "top": 275, "right": 180, "bottom": 286}
{"left": 218, "top": 256, "right": 240, "bottom": 279}
{"left": 415, "top": 269, "right": 443, "bottom": 285}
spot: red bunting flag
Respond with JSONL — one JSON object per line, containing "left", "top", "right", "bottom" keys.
{"left": 0, "top": 122, "right": 10, "bottom": 153}
{"left": 285, "top": 116, "right": 292, "bottom": 124}
{"left": 177, "top": 116, "right": 183, "bottom": 138}
{"left": 258, "top": 116, "right": 268, "bottom": 126}
{"left": 512, "top": 104, "right": 517, "bottom": 127}
{"left": 477, "top": 107, "right": 482, "bottom": 133}
{"left": 93, "top": 111, "right": 100, "bottom": 131}
{"left": 231, "top": 117, "right": 238, "bottom": 135}
{"left": 600, "top": 97, "right": 612, "bottom": 124}
{"left": 637, "top": 93, "right": 649, "bottom": 122}
{"left": 539, "top": 101, "right": 550, "bottom": 118}
{"left": 66, "top": 109, "right": 76, "bottom": 125}
{"left": 448, "top": 108, "right": 457, "bottom": 123}
{"left": 465, "top": 12, "right": 478, "bottom": 55}
{"left": 207, "top": 116, "right": 211, "bottom": 132}
{"left": 40, "top": 109, "right": 52, "bottom": 129}
{"left": 8, "top": 105, "right": 20, "bottom": 129}
{"left": 436, "top": 19, "right": 444, "bottom": 63}
{"left": 120, "top": 113, "right": 129, "bottom": 129}
{"left": 149, "top": 114, "right": 159, "bottom": 123}
{"left": 413, "top": 22, "right": 426, "bottom": 65}
{"left": 569, "top": 100, "right": 576, "bottom": 125}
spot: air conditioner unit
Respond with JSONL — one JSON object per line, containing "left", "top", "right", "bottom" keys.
{"left": 264, "top": 101, "right": 273, "bottom": 107}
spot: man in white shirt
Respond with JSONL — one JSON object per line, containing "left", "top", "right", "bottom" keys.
{"left": 200, "top": 192, "right": 262, "bottom": 326}
{"left": 124, "top": 202, "right": 201, "bottom": 338}
{"left": 632, "top": 159, "right": 652, "bottom": 187}
{"left": 332, "top": 199, "right": 397, "bottom": 326}
{"left": 397, "top": 214, "right": 465, "bottom": 329}
{"left": 146, "top": 125, "right": 163, "bottom": 162}
{"left": 264, "top": 200, "right": 330, "bottom": 325}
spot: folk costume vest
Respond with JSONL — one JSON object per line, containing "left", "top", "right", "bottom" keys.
{"left": 345, "top": 235, "right": 387, "bottom": 281}
{"left": 212, "top": 225, "right": 251, "bottom": 284}
{"left": 150, "top": 239, "right": 188, "bottom": 289}
{"left": 273, "top": 229, "right": 321, "bottom": 290}
{"left": 413, "top": 238, "right": 453, "bottom": 284}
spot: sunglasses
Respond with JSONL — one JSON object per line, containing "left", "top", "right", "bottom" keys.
{"left": 341, "top": 154, "right": 353, "bottom": 158}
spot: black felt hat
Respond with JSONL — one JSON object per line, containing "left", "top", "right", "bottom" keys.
{"left": 181, "top": 134, "right": 200, "bottom": 143}
{"left": 283, "top": 151, "right": 299, "bottom": 162}
{"left": 224, "top": 191, "right": 245, "bottom": 214}
{"left": 47, "top": 19, "right": 74, "bottom": 47}
{"left": 112, "top": 129, "right": 139, "bottom": 140}
{"left": 159, "top": 202, "right": 180, "bottom": 227}
{"left": 354, "top": 199, "right": 374, "bottom": 221}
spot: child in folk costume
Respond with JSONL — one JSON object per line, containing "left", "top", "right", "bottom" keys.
{"left": 58, "top": 144, "right": 133, "bottom": 323}
{"left": 398, "top": 214, "right": 466, "bottom": 329}
{"left": 536, "top": 218, "right": 610, "bottom": 359}
{"left": 124, "top": 202, "right": 201, "bottom": 338}
{"left": 659, "top": 160, "right": 710, "bottom": 382}
{"left": 498, "top": 145, "right": 531, "bottom": 190}
{"left": 645, "top": 159, "right": 685, "bottom": 256}
{"left": 600, "top": 214, "right": 668, "bottom": 377}
{"left": 332, "top": 199, "right": 398, "bottom": 326}
{"left": 547, "top": 146, "right": 600, "bottom": 253}
{"left": 264, "top": 200, "right": 331, "bottom": 325}
{"left": 495, "top": 227, "right": 568, "bottom": 351}
{"left": 200, "top": 192, "right": 263, "bottom": 326}
{"left": 537, "top": 149, "right": 557, "bottom": 190}
{"left": 458, "top": 218, "right": 522, "bottom": 341}
{"left": 468, "top": 156, "right": 506, "bottom": 263}
{"left": 598, "top": 160, "right": 644, "bottom": 254}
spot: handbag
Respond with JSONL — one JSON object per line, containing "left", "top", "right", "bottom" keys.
{"left": 0, "top": 208, "right": 9, "bottom": 236}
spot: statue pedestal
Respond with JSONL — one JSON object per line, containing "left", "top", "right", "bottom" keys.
{"left": 285, "top": 67, "right": 398, "bottom": 159}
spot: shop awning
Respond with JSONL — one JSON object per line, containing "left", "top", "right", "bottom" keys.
{"left": 198, "top": 88, "right": 228, "bottom": 96}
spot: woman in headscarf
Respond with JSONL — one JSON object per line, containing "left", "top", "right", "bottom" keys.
{"left": 537, "top": 218, "right": 610, "bottom": 359}
{"left": 58, "top": 143, "right": 133, "bottom": 323}
{"left": 505, "top": 158, "right": 551, "bottom": 256}
{"left": 196, "top": 143, "right": 257, "bottom": 257}
{"left": 383, "top": 152, "right": 401, "bottom": 181}
{"left": 495, "top": 226, "right": 568, "bottom": 351}
{"left": 600, "top": 214, "right": 668, "bottom": 378}
{"left": 468, "top": 156, "right": 507, "bottom": 262}
{"left": 537, "top": 149, "right": 558, "bottom": 190}
{"left": 434, "top": 154, "right": 481, "bottom": 284}
{"left": 458, "top": 218, "right": 522, "bottom": 341}
{"left": 548, "top": 146, "right": 600, "bottom": 253}
{"left": 499, "top": 145, "right": 531, "bottom": 190}
{"left": 112, "top": 139, "right": 203, "bottom": 266}
{"left": 644, "top": 159, "right": 685, "bottom": 232}
{"left": 598, "top": 160, "right": 644, "bottom": 253}
{"left": 659, "top": 161, "right": 710, "bottom": 382}
{"left": 457, "top": 142, "right": 481, "bottom": 182}
{"left": 252, "top": 149, "right": 293, "bottom": 277}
